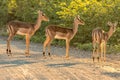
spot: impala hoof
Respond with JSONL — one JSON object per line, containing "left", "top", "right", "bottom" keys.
{"left": 92, "top": 57, "right": 95, "bottom": 62}
{"left": 6, "top": 49, "right": 8, "bottom": 54}
{"left": 64, "top": 56, "right": 69, "bottom": 59}
{"left": 25, "top": 53, "right": 30, "bottom": 57}
{"left": 48, "top": 52, "right": 51, "bottom": 57}
{"left": 97, "top": 57, "right": 100, "bottom": 62}
{"left": 26, "top": 55, "right": 30, "bottom": 57}
{"left": 43, "top": 52, "right": 45, "bottom": 56}
{"left": 6, "top": 49, "right": 12, "bottom": 56}
{"left": 25, "top": 52, "right": 30, "bottom": 57}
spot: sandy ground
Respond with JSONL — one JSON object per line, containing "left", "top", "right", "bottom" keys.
{"left": 0, "top": 36, "right": 120, "bottom": 80}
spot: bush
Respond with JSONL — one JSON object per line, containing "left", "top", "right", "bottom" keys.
{"left": 107, "top": 44, "right": 120, "bottom": 54}
{"left": 76, "top": 43, "right": 92, "bottom": 51}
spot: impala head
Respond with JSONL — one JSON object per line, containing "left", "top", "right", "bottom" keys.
{"left": 74, "top": 15, "right": 85, "bottom": 25}
{"left": 38, "top": 10, "right": 49, "bottom": 21}
{"left": 107, "top": 21, "right": 118, "bottom": 33}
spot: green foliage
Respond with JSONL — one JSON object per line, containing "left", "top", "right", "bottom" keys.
{"left": 76, "top": 43, "right": 93, "bottom": 51}
{"left": 0, "top": 0, "right": 120, "bottom": 53}
{"left": 0, "top": 0, "right": 8, "bottom": 27}
{"left": 107, "top": 44, "right": 120, "bottom": 54}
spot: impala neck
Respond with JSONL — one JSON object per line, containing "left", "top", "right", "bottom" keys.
{"left": 34, "top": 14, "right": 42, "bottom": 31}
{"left": 73, "top": 22, "right": 79, "bottom": 35}
{"left": 107, "top": 28, "right": 114, "bottom": 40}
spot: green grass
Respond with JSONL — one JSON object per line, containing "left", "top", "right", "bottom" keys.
{"left": 107, "top": 44, "right": 120, "bottom": 54}
{"left": 76, "top": 43, "right": 93, "bottom": 51}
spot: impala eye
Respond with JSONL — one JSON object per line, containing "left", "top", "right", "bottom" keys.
{"left": 42, "top": 13, "right": 45, "bottom": 16}
{"left": 112, "top": 27, "right": 116, "bottom": 31}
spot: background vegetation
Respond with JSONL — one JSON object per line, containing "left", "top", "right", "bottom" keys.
{"left": 0, "top": 0, "right": 120, "bottom": 53}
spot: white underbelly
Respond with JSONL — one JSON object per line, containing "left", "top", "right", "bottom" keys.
{"left": 16, "top": 31, "right": 27, "bottom": 35}
{"left": 55, "top": 35, "right": 67, "bottom": 39}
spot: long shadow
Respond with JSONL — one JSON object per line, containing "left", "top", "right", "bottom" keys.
{"left": 46, "top": 62, "right": 80, "bottom": 68}
{"left": 0, "top": 59, "right": 35, "bottom": 68}
{"left": 102, "top": 72, "right": 120, "bottom": 79}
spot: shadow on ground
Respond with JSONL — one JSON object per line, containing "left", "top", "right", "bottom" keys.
{"left": 102, "top": 72, "right": 120, "bottom": 79}
{"left": 46, "top": 62, "right": 81, "bottom": 68}
{"left": 0, "top": 59, "right": 35, "bottom": 68}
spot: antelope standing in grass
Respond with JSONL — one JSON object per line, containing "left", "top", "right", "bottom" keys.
{"left": 92, "top": 21, "right": 118, "bottom": 62}
{"left": 7, "top": 10, "right": 49, "bottom": 56}
{"left": 43, "top": 15, "right": 85, "bottom": 58}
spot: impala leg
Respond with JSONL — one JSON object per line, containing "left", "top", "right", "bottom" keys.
{"left": 103, "top": 43, "right": 106, "bottom": 62}
{"left": 97, "top": 45, "right": 100, "bottom": 62}
{"left": 6, "top": 39, "right": 9, "bottom": 55}
{"left": 47, "top": 39, "right": 52, "bottom": 57}
{"left": 43, "top": 36, "right": 50, "bottom": 56}
{"left": 92, "top": 43, "right": 98, "bottom": 62}
{"left": 25, "top": 35, "right": 30, "bottom": 57}
{"left": 92, "top": 45, "right": 96, "bottom": 62}
{"left": 7, "top": 34, "right": 14, "bottom": 56}
{"left": 65, "top": 39, "right": 70, "bottom": 58}
{"left": 100, "top": 43, "right": 104, "bottom": 62}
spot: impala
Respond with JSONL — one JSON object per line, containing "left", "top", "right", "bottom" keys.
{"left": 43, "top": 15, "right": 85, "bottom": 58}
{"left": 7, "top": 10, "right": 49, "bottom": 56}
{"left": 92, "top": 21, "right": 117, "bottom": 62}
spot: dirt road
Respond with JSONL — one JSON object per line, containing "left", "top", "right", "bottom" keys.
{"left": 0, "top": 36, "right": 120, "bottom": 80}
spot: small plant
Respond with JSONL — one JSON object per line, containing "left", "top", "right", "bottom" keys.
{"left": 107, "top": 44, "right": 120, "bottom": 54}
{"left": 76, "top": 43, "right": 92, "bottom": 51}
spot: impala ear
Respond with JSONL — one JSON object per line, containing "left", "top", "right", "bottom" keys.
{"left": 77, "top": 15, "right": 80, "bottom": 18}
{"left": 38, "top": 10, "right": 42, "bottom": 13}
{"left": 114, "top": 21, "right": 118, "bottom": 27}
{"left": 107, "top": 21, "right": 113, "bottom": 26}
